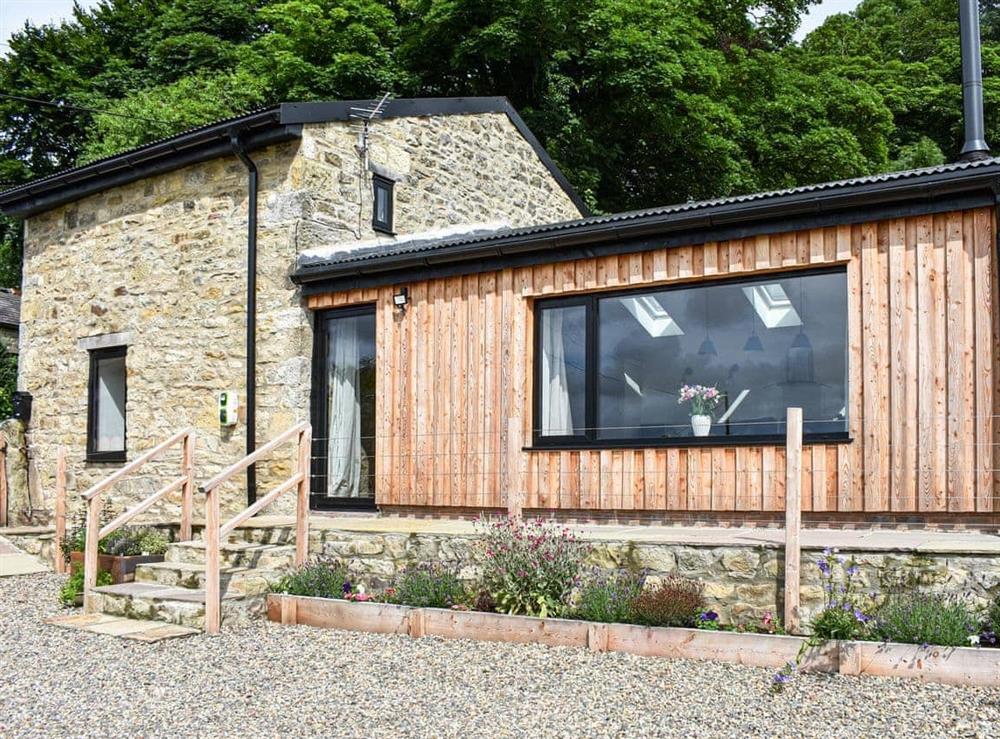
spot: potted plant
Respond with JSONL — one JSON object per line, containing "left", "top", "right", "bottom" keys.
{"left": 61, "top": 504, "right": 169, "bottom": 584}
{"left": 678, "top": 384, "right": 721, "bottom": 437}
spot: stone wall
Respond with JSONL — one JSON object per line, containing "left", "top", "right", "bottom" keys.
{"left": 19, "top": 110, "right": 583, "bottom": 523}
{"left": 300, "top": 528, "right": 1000, "bottom": 626}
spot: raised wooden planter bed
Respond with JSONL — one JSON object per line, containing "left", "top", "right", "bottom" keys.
{"left": 266, "top": 594, "right": 1000, "bottom": 688}
{"left": 68, "top": 550, "right": 164, "bottom": 584}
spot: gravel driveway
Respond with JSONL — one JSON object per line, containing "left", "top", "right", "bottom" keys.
{"left": 1, "top": 573, "right": 997, "bottom": 738}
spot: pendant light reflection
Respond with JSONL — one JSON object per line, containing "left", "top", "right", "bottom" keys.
{"left": 744, "top": 303, "right": 763, "bottom": 352}
{"left": 699, "top": 291, "right": 717, "bottom": 356}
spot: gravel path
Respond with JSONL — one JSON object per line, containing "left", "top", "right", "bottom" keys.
{"left": 1, "top": 573, "right": 997, "bottom": 738}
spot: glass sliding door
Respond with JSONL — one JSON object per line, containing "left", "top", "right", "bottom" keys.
{"left": 311, "top": 306, "right": 376, "bottom": 509}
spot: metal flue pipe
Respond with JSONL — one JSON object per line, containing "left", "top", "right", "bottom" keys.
{"left": 959, "top": 0, "right": 991, "bottom": 160}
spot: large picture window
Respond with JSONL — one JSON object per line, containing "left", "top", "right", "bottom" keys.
{"left": 533, "top": 268, "right": 849, "bottom": 446}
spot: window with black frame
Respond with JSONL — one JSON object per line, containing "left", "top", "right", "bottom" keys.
{"left": 87, "top": 345, "right": 127, "bottom": 462}
{"left": 534, "top": 268, "right": 848, "bottom": 445}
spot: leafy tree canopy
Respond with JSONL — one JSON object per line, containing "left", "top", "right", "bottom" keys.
{"left": 0, "top": 0, "right": 996, "bottom": 285}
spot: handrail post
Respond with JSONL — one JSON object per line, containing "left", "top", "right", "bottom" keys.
{"left": 784, "top": 407, "right": 803, "bottom": 635}
{"left": 54, "top": 449, "right": 67, "bottom": 574}
{"left": 295, "top": 425, "right": 311, "bottom": 567}
{"left": 204, "top": 484, "right": 221, "bottom": 635}
{"left": 180, "top": 431, "right": 195, "bottom": 541}
{"left": 83, "top": 493, "right": 101, "bottom": 613}
{"left": 0, "top": 439, "right": 7, "bottom": 528}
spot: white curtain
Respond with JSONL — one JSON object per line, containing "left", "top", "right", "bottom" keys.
{"left": 96, "top": 357, "right": 126, "bottom": 452}
{"left": 541, "top": 309, "right": 574, "bottom": 435}
{"left": 326, "top": 317, "right": 362, "bottom": 497}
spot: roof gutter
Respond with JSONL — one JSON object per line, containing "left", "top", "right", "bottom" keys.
{"left": 292, "top": 166, "right": 1000, "bottom": 293}
{"left": 0, "top": 113, "right": 301, "bottom": 217}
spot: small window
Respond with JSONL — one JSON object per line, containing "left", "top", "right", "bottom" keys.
{"left": 372, "top": 175, "right": 394, "bottom": 233}
{"left": 87, "top": 346, "right": 127, "bottom": 462}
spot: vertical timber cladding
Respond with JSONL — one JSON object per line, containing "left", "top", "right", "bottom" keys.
{"left": 306, "top": 207, "right": 998, "bottom": 515}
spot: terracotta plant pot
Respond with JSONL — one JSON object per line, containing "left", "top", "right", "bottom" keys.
{"left": 691, "top": 414, "right": 712, "bottom": 437}
{"left": 68, "top": 550, "right": 164, "bottom": 584}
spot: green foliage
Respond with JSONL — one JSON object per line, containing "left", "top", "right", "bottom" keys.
{"left": 271, "top": 558, "right": 349, "bottom": 598}
{"left": 99, "top": 527, "right": 169, "bottom": 557}
{"left": 573, "top": 569, "right": 645, "bottom": 624}
{"left": 387, "top": 563, "right": 467, "bottom": 608}
{"left": 629, "top": 576, "right": 705, "bottom": 628}
{"left": 871, "top": 592, "right": 979, "bottom": 647}
{"left": 810, "top": 605, "right": 869, "bottom": 641}
{"left": 60, "top": 567, "right": 113, "bottom": 606}
{"left": 0, "top": 340, "right": 17, "bottom": 419}
{"left": 987, "top": 592, "right": 1000, "bottom": 635}
{"left": 476, "top": 516, "right": 586, "bottom": 618}
{"left": 0, "top": 0, "right": 965, "bottom": 229}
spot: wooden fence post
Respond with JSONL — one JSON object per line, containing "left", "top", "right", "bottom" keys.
{"left": 295, "top": 425, "right": 311, "bottom": 567}
{"left": 505, "top": 417, "right": 523, "bottom": 519}
{"left": 784, "top": 407, "right": 803, "bottom": 635}
{"left": 204, "top": 484, "right": 221, "bottom": 635}
{"left": 180, "top": 431, "right": 194, "bottom": 541}
{"left": 54, "top": 449, "right": 67, "bottom": 573}
{"left": 0, "top": 439, "right": 6, "bottom": 529}
{"left": 82, "top": 493, "right": 101, "bottom": 613}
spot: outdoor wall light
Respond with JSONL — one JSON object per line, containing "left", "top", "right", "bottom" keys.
{"left": 393, "top": 287, "right": 409, "bottom": 310}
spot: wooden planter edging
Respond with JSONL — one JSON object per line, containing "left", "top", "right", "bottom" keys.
{"left": 68, "top": 551, "right": 165, "bottom": 584}
{"left": 266, "top": 594, "right": 1000, "bottom": 687}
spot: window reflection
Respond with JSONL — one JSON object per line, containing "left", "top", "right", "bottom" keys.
{"left": 536, "top": 269, "right": 848, "bottom": 441}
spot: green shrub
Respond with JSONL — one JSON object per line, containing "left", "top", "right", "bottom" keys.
{"left": 100, "top": 527, "right": 169, "bottom": 556}
{"left": 871, "top": 592, "right": 978, "bottom": 647}
{"left": 808, "top": 549, "right": 873, "bottom": 641}
{"left": 573, "top": 569, "right": 645, "bottom": 624}
{"left": 59, "top": 568, "right": 112, "bottom": 606}
{"left": 629, "top": 576, "right": 704, "bottom": 628}
{"left": 476, "top": 516, "right": 587, "bottom": 618}
{"left": 271, "top": 558, "right": 349, "bottom": 599}
{"left": 387, "top": 563, "right": 467, "bottom": 608}
{"left": 810, "top": 605, "right": 869, "bottom": 640}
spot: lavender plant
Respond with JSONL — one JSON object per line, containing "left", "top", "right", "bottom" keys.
{"left": 271, "top": 557, "right": 349, "bottom": 599}
{"left": 476, "top": 516, "right": 587, "bottom": 618}
{"left": 387, "top": 563, "right": 467, "bottom": 609}
{"left": 871, "top": 592, "right": 978, "bottom": 648}
{"left": 573, "top": 569, "right": 646, "bottom": 623}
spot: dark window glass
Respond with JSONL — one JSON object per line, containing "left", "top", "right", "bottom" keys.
{"left": 372, "top": 176, "right": 393, "bottom": 233}
{"left": 87, "top": 346, "right": 127, "bottom": 461}
{"left": 535, "top": 269, "right": 848, "bottom": 443}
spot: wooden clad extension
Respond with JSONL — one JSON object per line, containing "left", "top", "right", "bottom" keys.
{"left": 306, "top": 207, "right": 998, "bottom": 516}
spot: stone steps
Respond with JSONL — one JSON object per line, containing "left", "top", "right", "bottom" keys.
{"left": 165, "top": 540, "right": 297, "bottom": 569}
{"left": 134, "top": 561, "right": 285, "bottom": 596}
{"left": 90, "top": 582, "right": 265, "bottom": 630}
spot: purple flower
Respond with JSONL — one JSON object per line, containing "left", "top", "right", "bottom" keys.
{"left": 853, "top": 609, "right": 870, "bottom": 623}
{"left": 699, "top": 610, "right": 719, "bottom": 622}
{"left": 773, "top": 673, "right": 790, "bottom": 684}
{"left": 846, "top": 565, "right": 860, "bottom": 577}
{"left": 818, "top": 560, "right": 830, "bottom": 575}
{"left": 342, "top": 581, "right": 352, "bottom": 595}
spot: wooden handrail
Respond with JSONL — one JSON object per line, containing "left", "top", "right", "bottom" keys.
{"left": 99, "top": 475, "right": 187, "bottom": 538}
{"left": 83, "top": 427, "right": 193, "bottom": 500}
{"left": 201, "top": 421, "right": 308, "bottom": 493}
{"left": 82, "top": 427, "right": 196, "bottom": 613}
{"left": 204, "top": 423, "right": 311, "bottom": 634}
{"left": 219, "top": 472, "right": 304, "bottom": 540}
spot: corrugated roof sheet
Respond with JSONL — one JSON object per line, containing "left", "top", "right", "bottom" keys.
{"left": 296, "top": 156, "right": 1000, "bottom": 272}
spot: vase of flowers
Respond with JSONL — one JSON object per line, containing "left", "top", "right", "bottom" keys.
{"left": 678, "top": 384, "right": 721, "bottom": 437}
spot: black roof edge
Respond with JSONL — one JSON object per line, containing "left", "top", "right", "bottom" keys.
{"left": 279, "top": 97, "right": 590, "bottom": 216}
{"left": 0, "top": 97, "right": 589, "bottom": 219}
{"left": 293, "top": 174, "right": 1000, "bottom": 295}
{"left": 0, "top": 109, "right": 299, "bottom": 217}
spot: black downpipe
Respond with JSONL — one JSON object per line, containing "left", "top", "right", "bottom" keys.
{"left": 959, "top": 0, "right": 991, "bottom": 160}
{"left": 230, "top": 130, "right": 258, "bottom": 506}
